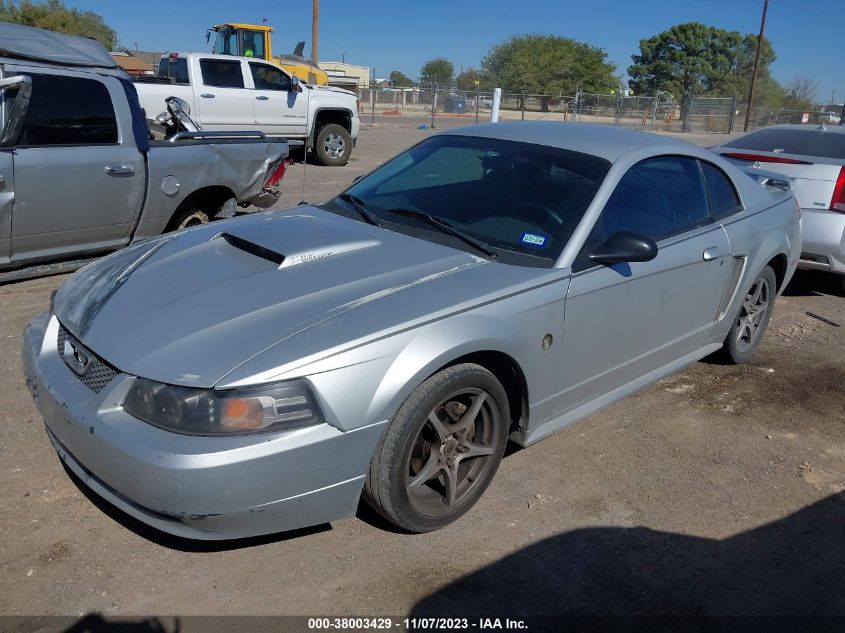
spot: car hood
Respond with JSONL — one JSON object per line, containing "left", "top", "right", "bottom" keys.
{"left": 53, "top": 207, "right": 494, "bottom": 388}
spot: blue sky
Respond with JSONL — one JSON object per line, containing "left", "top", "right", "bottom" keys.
{"left": 78, "top": 0, "right": 843, "bottom": 104}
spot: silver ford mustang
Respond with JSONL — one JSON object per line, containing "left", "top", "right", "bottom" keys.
{"left": 23, "top": 123, "right": 801, "bottom": 540}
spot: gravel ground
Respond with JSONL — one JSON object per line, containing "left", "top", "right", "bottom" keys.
{"left": 0, "top": 118, "right": 842, "bottom": 627}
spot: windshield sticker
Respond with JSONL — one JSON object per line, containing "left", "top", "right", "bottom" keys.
{"left": 521, "top": 232, "right": 548, "bottom": 248}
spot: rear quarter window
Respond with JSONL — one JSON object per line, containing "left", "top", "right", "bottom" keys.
{"left": 158, "top": 57, "right": 189, "bottom": 84}
{"left": 701, "top": 161, "right": 742, "bottom": 220}
{"left": 727, "top": 128, "right": 845, "bottom": 161}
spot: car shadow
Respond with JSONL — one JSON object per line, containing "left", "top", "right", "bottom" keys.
{"left": 410, "top": 492, "right": 844, "bottom": 627}
{"left": 782, "top": 270, "right": 843, "bottom": 298}
{"left": 63, "top": 613, "right": 177, "bottom": 633}
{"left": 63, "top": 463, "right": 330, "bottom": 552}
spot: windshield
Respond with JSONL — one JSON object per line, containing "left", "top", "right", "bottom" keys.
{"left": 335, "top": 135, "right": 610, "bottom": 264}
{"left": 726, "top": 128, "right": 845, "bottom": 161}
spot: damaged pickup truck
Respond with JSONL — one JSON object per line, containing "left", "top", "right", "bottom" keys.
{"left": 0, "top": 24, "right": 290, "bottom": 282}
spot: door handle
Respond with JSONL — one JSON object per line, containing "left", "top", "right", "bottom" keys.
{"left": 703, "top": 246, "right": 727, "bottom": 261}
{"left": 255, "top": 95, "right": 269, "bottom": 101}
{"left": 105, "top": 164, "right": 135, "bottom": 176}
{"left": 200, "top": 93, "right": 215, "bottom": 98}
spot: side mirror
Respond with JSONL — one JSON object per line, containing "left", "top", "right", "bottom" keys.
{"left": 0, "top": 75, "right": 32, "bottom": 147}
{"left": 289, "top": 75, "right": 302, "bottom": 92}
{"left": 589, "top": 231, "right": 658, "bottom": 265}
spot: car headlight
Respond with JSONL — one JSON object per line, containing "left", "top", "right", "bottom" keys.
{"left": 122, "top": 378, "right": 324, "bottom": 435}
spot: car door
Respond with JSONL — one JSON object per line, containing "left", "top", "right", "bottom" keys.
{"left": 554, "top": 155, "right": 732, "bottom": 415}
{"left": 193, "top": 58, "right": 254, "bottom": 130}
{"left": 247, "top": 61, "right": 307, "bottom": 136}
{"left": 8, "top": 68, "right": 144, "bottom": 263}
{"left": 0, "top": 149, "right": 11, "bottom": 265}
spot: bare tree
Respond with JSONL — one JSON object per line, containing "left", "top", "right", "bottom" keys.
{"left": 785, "top": 75, "right": 818, "bottom": 105}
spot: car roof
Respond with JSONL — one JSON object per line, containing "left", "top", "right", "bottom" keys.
{"left": 743, "top": 124, "right": 845, "bottom": 135}
{"left": 440, "top": 121, "right": 699, "bottom": 163}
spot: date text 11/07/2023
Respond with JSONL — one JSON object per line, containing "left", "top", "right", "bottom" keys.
{"left": 307, "top": 617, "right": 528, "bottom": 630}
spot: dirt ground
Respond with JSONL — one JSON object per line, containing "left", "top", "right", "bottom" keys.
{"left": 0, "top": 117, "right": 843, "bottom": 627}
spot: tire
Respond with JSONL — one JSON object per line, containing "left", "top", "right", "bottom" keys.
{"left": 314, "top": 123, "right": 352, "bottom": 166}
{"left": 720, "top": 265, "right": 777, "bottom": 364}
{"left": 363, "top": 363, "right": 510, "bottom": 533}
{"left": 166, "top": 207, "right": 210, "bottom": 232}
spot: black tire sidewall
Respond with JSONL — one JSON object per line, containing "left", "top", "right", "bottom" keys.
{"left": 315, "top": 123, "right": 352, "bottom": 166}
{"left": 368, "top": 364, "right": 510, "bottom": 533}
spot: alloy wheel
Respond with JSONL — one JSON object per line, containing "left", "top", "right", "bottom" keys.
{"left": 404, "top": 387, "right": 502, "bottom": 517}
{"left": 323, "top": 133, "right": 346, "bottom": 159}
{"left": 735, "top": 275, "right": 770, "bottom": 353}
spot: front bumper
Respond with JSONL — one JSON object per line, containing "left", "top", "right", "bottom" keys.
{"left": 797, "top": 208, "right": 845, "bottom": 275}
{"left": 22, "top": 313, "right": 385, "bottom": 540}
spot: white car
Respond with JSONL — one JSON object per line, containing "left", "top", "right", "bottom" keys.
{"left": 136, "top": 53, "right": 360, "bottom": 166}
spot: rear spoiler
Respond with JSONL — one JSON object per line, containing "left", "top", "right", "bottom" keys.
{"left": 740, "top": 166, "right": 793, "bottom": 192}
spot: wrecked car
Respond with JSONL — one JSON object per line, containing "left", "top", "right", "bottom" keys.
{"left": 0, "top": 23, "right": 289, "bottom": 282}
{"left": 24, "top": 122, "right": 800, "bottom": 539}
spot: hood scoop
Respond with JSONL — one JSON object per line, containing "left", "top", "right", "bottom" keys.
{"left": 215, "top": 232, "right": 285, "bottom": 265}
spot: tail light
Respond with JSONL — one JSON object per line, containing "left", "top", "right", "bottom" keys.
{"left": 720, "top": 151, "right": 812, "bottom": 165}
{"left": 831, "top": 166, "right": 845, "bottom": 213}
{"left": 265, "top": 159, "right": 293, "bottom": 187}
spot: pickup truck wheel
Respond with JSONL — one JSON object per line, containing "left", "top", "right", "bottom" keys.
{"left": 314, "top": 123, "right": 352, "bottom": 166}
{"left": 168, "top": 208, "right": 210, "bottom": 232}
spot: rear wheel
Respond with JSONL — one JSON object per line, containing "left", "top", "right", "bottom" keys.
{"left": 364, "top": 364, "right": 509, "bottom": 533}
{"left": 314, "top": 123, "right": 352, "bottom": 166}
{"left": 721, "top": 265, "right": 776, "bottom": 364}
{"left": 166, "top": 207, "right": 210, "bottom": 232}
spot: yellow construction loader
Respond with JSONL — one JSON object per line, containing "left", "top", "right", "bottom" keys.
{"left": 208, "top": 23, "right": 329, "bottom": 85}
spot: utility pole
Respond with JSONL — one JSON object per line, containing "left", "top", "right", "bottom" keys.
{"left": 743, "top": 0, "right": 769, "bottom": 132}
{"left": 311, "top": 0, "right": 319, "bottom": 65}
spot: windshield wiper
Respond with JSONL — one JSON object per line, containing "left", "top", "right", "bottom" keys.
{"left": 337, "top": 193, "right": 379, "bottom": 226}
{"left": 386, "top": 208, "right": 497, "bottom": 258}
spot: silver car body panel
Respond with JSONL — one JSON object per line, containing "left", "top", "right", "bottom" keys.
{"left": 1, "top": 54, "right": 288, "bottom": 271}
{"left": 24, "top": 123, "right": 801, "bottom": 539}
{"left": 716, "top": 124, "right": 845, "bottom": 276}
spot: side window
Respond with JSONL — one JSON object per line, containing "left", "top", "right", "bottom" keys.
{"left": 18, "top": 73, "right": 117, "bottom": 146}
{"left": 199, "top": 59, "right": 245, "bottom": 88}
{"left": 249, "top": 63, "right": 289, "bottom": 91}
{"left": 701, "top": 161, "right": 742, "bottom": 220}
{"left": 157, "top": 57, "right": 189, "bottom": 84}
{"left": 575, "top": 156, "right": 711, "bottom": 270}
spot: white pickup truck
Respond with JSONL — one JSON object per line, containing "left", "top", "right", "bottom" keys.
{"left": 135, "top": 53, "right": 360, "bottom": 166}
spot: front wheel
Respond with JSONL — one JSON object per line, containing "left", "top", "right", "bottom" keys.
{"left": 314, "top": 123, "right": 352, "bottom": 166}
{"left": 363, "top": 364, "right": 510, "bottom": 533}
{"left": 720, "top": 265, "right": 776, "bottom": 364}
{"left": 166, "top": 207, "right": 210, "bottom": 232}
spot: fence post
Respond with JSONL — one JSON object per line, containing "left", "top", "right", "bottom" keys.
{"left": 402, "top": 90, "right": 406, "bottom": 110}
{"left": 521, "top": 91, "right": 526, "bottom": 121}
{"left": 370, "top": 85, "right": 375, "bottom": 127}
{"left": 681, "top": 96, "right": 690, "bottom": 133}
{"left": 574, "top": 89, "right": 580, "bottom": 121}
{"left": 728, "top": 96, "right": 736, "bottom": 133}
{"left": 475, "top": 84, "right": 480, "bottom": 124}
{"left": 651, "top": 92, "right": 659, "bottom": 129}
{"left": 431, "top": 84, "right": 437, "bottom": 129}
{"left": 615, "top": 92, "right": 622, "bottom": 126}
{"left": 491, "top": 88, "right": 501, "bottom": 122}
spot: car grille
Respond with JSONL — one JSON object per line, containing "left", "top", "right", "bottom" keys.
{"left": 57, "top": 324, "right": 119, "bottom": 393}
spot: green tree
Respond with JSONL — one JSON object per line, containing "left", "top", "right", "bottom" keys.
{"left": 0, "top": 0, "right": 117, "bottom": 49}
{"left": 455, "top": 68, "right": 493, "bottom": 91}
{"left": 419, "top": 57, "right": 454, "bottom": 88}
{"left": 388, "top": 70, "right": 413, "bottom": 88}
{"left": 482, "top": 34, "right": 616, "bottom": 110}
{"left": 628, "top": 23, "right": 775, "bottom": 99}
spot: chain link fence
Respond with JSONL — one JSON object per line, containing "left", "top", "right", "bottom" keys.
{"left": 356, "top": 85, "right": 838, "bottom": 134}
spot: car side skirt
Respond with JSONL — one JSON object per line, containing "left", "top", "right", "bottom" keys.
{"left": 511, "top": 342, "right": 722, "bottom": 447}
